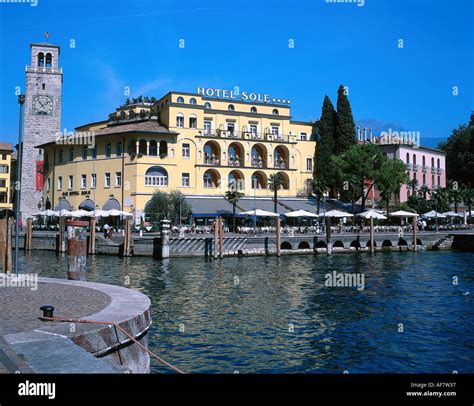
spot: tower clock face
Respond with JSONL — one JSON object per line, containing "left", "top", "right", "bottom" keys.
{"left": 32, "top": 95, "right": 53, "bottom": 116}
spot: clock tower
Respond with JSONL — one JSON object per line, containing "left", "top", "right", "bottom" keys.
{"left": 22, "top": 41, "right": 62, "bottom": 220}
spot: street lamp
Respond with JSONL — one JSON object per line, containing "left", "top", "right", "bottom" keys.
{"left": 14, "top": 94, "right": 25, "bottom": 275}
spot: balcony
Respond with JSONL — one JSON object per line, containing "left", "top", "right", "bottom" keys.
{"left": 437, "top": 167, "right": 442, "bottom": 174}
{"left": 405, "top": 163, "right": 412, "bottom": 170}
{"left": 197, "top": 130, "right": 294, "bottom": 143}
{"left": 204, "top": 157, "right": 220, "bottom": 166}
{"left": 273, "top": 160, "right": 288, "bottom": 169}
{"left": 228, "top": 156, "right": 243, "bottom": 167}
{"left": 431, "top": 166, "right": 436, "bottom": 174}
{"left": 412, "top": 164, "right": 419, "bottom": 171}
{"left": 422, "top": 165, "right": 428, "bottom": 172}
{"left": 251, "top": 158, "right": 266, "bottom": 169}
{"left": 26, "top": 65, "right": 62, "bottom": 74}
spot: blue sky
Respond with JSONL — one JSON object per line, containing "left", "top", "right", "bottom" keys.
{"left": 0, "top": 0, "right": 472, "bottom": 147}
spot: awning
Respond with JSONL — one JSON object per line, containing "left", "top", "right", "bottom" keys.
{"left": 185, "top": 197, "right": 236, "bottom": 217}
{"left": 103, "top": 198, "right": 121, "bottom": 211}
{"left": 54, "top": 199, "right": 72, "bottom": 211}
{"left": 79, "top": 199, "right": 95, "bottom": 211}
{"left": 237, "top": 198, "right": 289, "bottom": 215}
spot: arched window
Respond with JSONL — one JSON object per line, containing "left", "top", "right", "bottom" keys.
{"left": 413, "top": 154, "right": 416, "bottom": 165}
{"left": 406, "top": 153, "right": 409, "bottom": 163}
{"left": 128, "top": 140, "right": 136, "bottom": 155}
{"left": 204, "top": 102, "right": 211, "bottom": 109}
{"left": 116, "top": 142, "right": 123, "bottom": 156}
{"left": 45, "top": 53, "right": 52, "bottom": 68}
{"left": 105, "top": 143, "right": 111, "bottom": 158}
{"left": 58, "top": 149, "right": 63, "bottom": 163}
{"left": 189, "top": 114, "right": 197, "bottom": 129}
{"left": 250, "top": 106, "right": 257, "bottom": 113}
{"left": 159, "top": 141, "right": 168, "bottom": 157}
{"left": 177, "top": 96, "right": 184, "bottom": 103}
{"left": 69, "top": 147, "right": 74, "bottom": 161}
{"left": 431, "top": 157, "right": 434, "bottom": 167}
{"left": 120, "top": 111, "right": 126, "bottom": 120}
{"left": 82, "top": 145, "right": 88, "bottom": 160}
{"left": 422, "top": 155, "right": 426, "bottom": 166}
{"left": 189, "top": 98, "right": 197, "bottom": 104}
{"left": 272, "top": 109, "right": 279, "bottom": 115}
{"left": 129, "top": 110, "right": 135, "bottom": 119}
{"left": 176, "top": 113, "right": 184, "bottom": 128}
{"left": 145, "top": 166, "right": 168, "bottom": 186}
{"left": 228, "top": 104, "right": 235, "bottom": 111}
{"left": 437, "top": 158, "right": 440, "bottom": 168}
{"left": 37, "top": 52, "right": 45, "bottom": 67}
{"left": 149, "top": 140, "right": 157, "bottom": 156}
{"left": 203, "top": 170, "right": 220, "bottom": 188}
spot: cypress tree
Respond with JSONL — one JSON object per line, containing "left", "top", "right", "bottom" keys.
{"left": 335, "top": 84, "right": 357, "bottom": 154}
{"left": 315, "top": 95, "right": 336, "bottom": 185}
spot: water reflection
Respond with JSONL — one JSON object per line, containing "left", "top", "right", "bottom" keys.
{"left": 19, "top": 250, "right": 474, "bottom": 373}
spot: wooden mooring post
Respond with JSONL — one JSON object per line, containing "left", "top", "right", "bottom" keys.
{"left": 122, "top": 217, "right": 132, "bottom": 257}
{"left": 57, "top": 216, "right": 66, "bottom": 253}
{"left": 0, "top": 217, "right": 12, "bottom": 273}
{"left": 24, "top": 218, "right": 32, "bottom": 251}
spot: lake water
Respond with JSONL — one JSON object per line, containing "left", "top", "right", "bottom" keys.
{"left": 19, "top": 250, "right": 474, "bottom": 373}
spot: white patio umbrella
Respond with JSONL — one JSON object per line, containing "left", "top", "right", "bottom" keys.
{"left": 390, "top": 210, "right": 418, "bottom": 251}
{"left": 324, "top": 209, "right": 354, "bottom": 218}
{"left": 93, "top": 209, "right": 110, "bottom": 218}
{"left": 358, "top": 210, "right": 387, "bottom": 254}
{"left": 284, "top": 209, "right": 319, "bottom": 218}
{"left": 442, "top": 211, "right": 463, "bottom": 217}
{"left": 240, "top": 208, "right": 280, "bottom": 217}
{"left": 56, "top": 209, "right": 72, "bottom": 217}
{"left": 70, "top": 209, "right": 95, "bottom": 218}
{"left": 422, "top": 210, "right": 446, "bottom": 219}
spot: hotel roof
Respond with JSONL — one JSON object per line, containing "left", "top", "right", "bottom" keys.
{"left": 0, "top": 142, "right": 13, "bottom": 152}
{"left": 35, "top": 119, "right": 177, "bottom": 148}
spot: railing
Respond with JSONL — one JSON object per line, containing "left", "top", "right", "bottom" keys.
{"left": 204, "top": 157, "right": 220, "bottom": 166}
{"left": 228, "top": 157, "right": 243, "bottom": 167}
{"left": 431, "top": 166, "right": 436, "bottom": 174}
{"left": 405, "top": 163, "right": 411, "bottom": 170}
{"left": 197, "top": 130, "right": 295, "bottom": 143}
{"left": 273, "top": 161, "right": 288, "bottom": 169}
{"left": 412, "top": 164, "right": 419, "bottom": 171}
{"left": 26, "top": 65, "right": 62, "bottom": 74}
{"left": 422, "top": 165, "right": 428, "bottom": 172}
{"left": 145, "top": 175, "right": 168, "bottom": 186}
{"left": 437, "top": 167, "right": 442, "bottom": 174}
{"left": 251, "top": 159, "right": 266, "bottom": 168}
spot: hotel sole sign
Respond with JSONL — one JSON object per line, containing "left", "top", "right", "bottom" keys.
{"left": 197, "top": 87, "right": 290, "bottom": 105}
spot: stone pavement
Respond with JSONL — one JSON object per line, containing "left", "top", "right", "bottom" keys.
{"left": 0, "top": 274, "right": 151, "bottom": 373}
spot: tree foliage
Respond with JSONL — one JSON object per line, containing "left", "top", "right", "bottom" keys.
{"left": 145, "top": 190, "right": 191, "bottom": 225}
{"left": 334, "top": 84, "right": 357, "bottom": 155}
{"left": 268, "top": 173, "right": 282, "bottom": 213}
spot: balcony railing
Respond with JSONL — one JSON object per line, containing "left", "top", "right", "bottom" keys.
{"left": 273, "top": 161, "right": 288, "bottom": 169}
{"left": 251, "top": 159, "right": 266, "bottom": 168}
{"left": 406, "top": 163, "right": 411, "bottom": 170}
{"left": 26, "top": 65, "right": 62, "bottom": 74}
{"left": 204, "top": 157, "right": 220, "bottom": 166}
{"left": 431, "top": 166, "right": 436, "bottom": 174}
{"left": 437, "top": 167, "right": 442, "bottom": 174}
{"left": 197, "top": 130, "right": 295, "bottom": 143}
{"left": 412, "top": 164, "right": 419, "bottom": 171}
{"left": 422, "top": 165, "right": 428, "bottom": 172}
{"left": 228, "top": 157, "right": 243, "bottom": 167}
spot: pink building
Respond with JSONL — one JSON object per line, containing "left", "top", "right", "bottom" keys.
{"left": 378, "top": 144, "right": 446, "bottom": 203}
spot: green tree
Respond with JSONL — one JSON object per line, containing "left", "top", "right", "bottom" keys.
{"left": 430, "top": 187, "right": 450, "bottom": 213}
{"left": 315, "top": 96, "right": 337, "bottom": 192}
{"left": 311, "top": 178, "right": 327, "bottom": 214}
{"left": 145, "top": 190, "right": 191, "bottom": 226}
{"left": 334, "top": 84, "right": 357, "bottom": 155}
{"left": 438, "top": 113, "right": 474, "bottom": 187}
{"left": 332, "top": 143, "right": 383, "bottom": 212}
{"left": 268, "top": 173, "right": 282, "bottom": 213}
{"left": 377, "top": 159, "right": 409, "bottom": 215}
{"left": 447, "top": 185, "right": 463, "bottom": 213}
{"left": 418, "top": 185, "right": 431, "bottom": 200}
{"left": 462, "top": 187, "right": 474, "bottom": 222}
{"left": 225, "top": 190, "right": 244, "bottom": 232}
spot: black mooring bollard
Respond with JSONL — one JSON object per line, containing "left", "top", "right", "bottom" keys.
{"left": 39, "top": 305, "right": 55, "bottom": 320}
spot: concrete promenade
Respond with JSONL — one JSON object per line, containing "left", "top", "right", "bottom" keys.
{"left": 0, "top": 275, "right": 151, "bottom": 374}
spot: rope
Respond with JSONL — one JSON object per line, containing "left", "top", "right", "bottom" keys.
{"left": 41, "top": 316, "right": 185, "bottom": 374}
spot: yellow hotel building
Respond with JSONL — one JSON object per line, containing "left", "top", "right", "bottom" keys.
{"left": 38, "top": 89, "right": 316, "bottom": 220}
{"left": 0, "top": 143, "right": 14, "bottom": 210}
